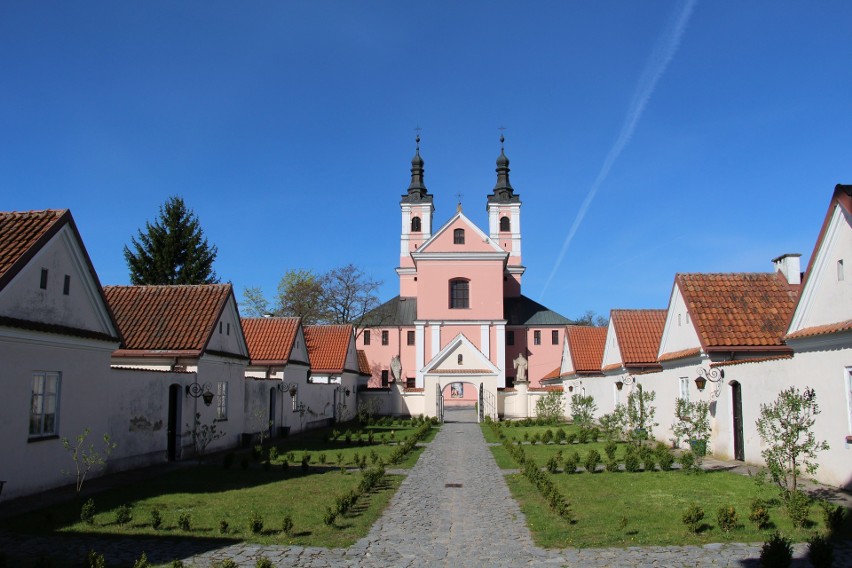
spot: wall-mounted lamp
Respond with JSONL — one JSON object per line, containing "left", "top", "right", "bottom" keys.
{"left": 568, "top": 385, "right": 574, "bottom": 392}
{"left": 615, "top": 381, "right": 624, "bottom": 391}
{"left": 695, "top": 367, "right": 724, "bottom": 398}
{"left": 278, "top": 382, "right": 298, "bottom": 397}
{"left": 186, "top": 382, "right": 215, "bottom": 406}
{"left": 615, "top": 375, "right": 636, "bottom": 392}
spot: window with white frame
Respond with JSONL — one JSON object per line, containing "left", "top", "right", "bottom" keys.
{"left": 216, "top": 381, "right": 228, "bottom": 420}
{"left": 679, "top": 377, "right": 690, "bottom": 401}
{"left": 30, "top": 371, "right": 61, "bottom": 437}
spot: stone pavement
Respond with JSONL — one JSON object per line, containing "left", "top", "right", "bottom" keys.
{"left": 1, "top": 408, "right": 850, "bottom": 567}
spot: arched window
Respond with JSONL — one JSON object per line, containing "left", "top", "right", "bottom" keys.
{"left": 449, "top": 279, "right": 469, "bottom": 309}
{"left": 453, "top": 228, "right": 465, "bottom": 244}
{"left": 411, "top": 216, "right": 421, "bottom": 232}
{"left": 457, "top": 354, "right": 463, "bottom": 365}
{"left": 500, "top": 216, "right": 511, "bottom": 232}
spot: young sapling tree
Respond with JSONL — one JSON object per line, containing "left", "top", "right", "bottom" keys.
{"left": 61, "top": 428, "right": 117, "bottom": 495}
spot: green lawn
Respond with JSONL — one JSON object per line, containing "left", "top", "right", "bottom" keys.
{"left": 3, "top": 419, "right": 437, "bottom": 567}
{"left": 486, "top": 422, "right": 852, "bottom": 548}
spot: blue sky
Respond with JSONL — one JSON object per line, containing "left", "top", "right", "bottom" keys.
{"left": 2, "top": 1, "right": 850, "bottom": 321}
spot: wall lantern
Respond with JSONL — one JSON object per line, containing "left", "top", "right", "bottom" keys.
{"left": 186, "top": 382, "right": 215, "bottom": 406}
{"left": 616, "top": 376, "right": 636, "bottom": 392}
{"left": 568, "top": 385, "right": 574, "bottom": 392}
{"left": 615, "top": 381, "right": 623, "bottom": 391}
{"left": 695, "top": 367, "right": 725, "bottom": 398}
{"left": 278, "top": 382, "right": 298, "bottom": 398}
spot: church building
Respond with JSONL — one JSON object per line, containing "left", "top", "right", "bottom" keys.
{"left": 358, "top": 137, "right": 570, "bottom": 419}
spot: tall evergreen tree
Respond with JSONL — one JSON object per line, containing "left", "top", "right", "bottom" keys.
{"left": 124, "top": 196, "right": 219, "bottom": 285}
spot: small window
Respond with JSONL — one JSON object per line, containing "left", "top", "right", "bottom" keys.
{"left": 678, "top": 313, "right": 682, "bottom": 326}
{"left": 292, "top": 388, "right": 299, "bottom": 411}
{"left": 457, "top": 354, "right": 463, "bottom": 365}
{"left": 679, "top": 377, "right": 689, "bottom": 402}
{"left": 686, "top": 312, "right": 690, "bottom": 324}
{"left": 449, "top": 279, "right": 469, "bottom": 309}
{"left": 226, "top": 323, "right": 230, "bottom": 335}
{"left": 40, "top": 268, "right": 48, "bottom": 290}
{"left": 500, "top": 216, "right": 511, "bottom": 232}
{"left": 216, "top": 381, "right": 228, "bottom": 420}
{"left": 381, "top": 370, "right": 389, "bottom": 387}
{"left": 411, "top": 216, "right": 421, "bottom": 232}
{"left": 506, "top": 330, "right": 515, "bottom": 346}
{"left": 453, "top": 228, "right": 465, "bottom": 244}
{"left": 364, "top": 330, "right": 370, "bottom": 345}
{"left": 406, "top": 376, "right": 415, "bottom": 388}
{"left": 407, "top": 330, "right": 415, "bottom": 345}
{"left": 551, "top": 330, "right": 559, "bottom": 345}
{"left": 839, "top": 259, "right": 845, "bottom": 282}
{"left": 219, "top": 322, "right": 223, "bottom": 334}
{"left": 533, "top": 330, "right": 541, "bottom": 345}
{"left": 381, "top": 330, "right": 389, "bottom": 345}
{"left": 30, "top": 372, "right": 61, "bottom": 437}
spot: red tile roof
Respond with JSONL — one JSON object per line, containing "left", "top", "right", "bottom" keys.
{"left": 565, "top": 325, "right": 607, "bottom": 373}
{"left": 0, "top": 210, "right": 67, "bottom": 288}
{"left": 677, "top": 273, "right": 798, "bottom": 350}
{"left": 785, "top": 319, "right": 852, "bottom": 340}
{"left": 658, "top": 347, "right": 702, "bottom": 363}
{"left": 711, "top": 354, "right": 793, "bottom": 368}
{"left": 357, "top": 349, "right": 371, "bottom": 376}
{"left": 104, "top": 284, "right": 232, "bottom": 355}
{"left": 542, "top": 366, "right": 561, "bottom": 380}
{"left": 304, "top": 324, "right": 354, "bottom": 373}
{"left": 530, "top": 386, "right": 563, "bottom": 392}
{"left": 610, "top": 309, "right": 666, "bottom": 368}
{"left": 241, "top": 317, "right": 300, "bottom": 364}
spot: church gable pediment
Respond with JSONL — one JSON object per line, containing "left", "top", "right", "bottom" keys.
{"left": 416, "top": 212, "right": 504, "bottom": 255}
{"left": 424, "top": 333, "right": 498, "bottom": 374}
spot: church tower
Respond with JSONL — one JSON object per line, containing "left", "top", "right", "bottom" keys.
{"left": 486, "top": 135, "right": 524, "bottom": 297}
{"left": 398, "top": 135, "right": 433, "bottom": 296}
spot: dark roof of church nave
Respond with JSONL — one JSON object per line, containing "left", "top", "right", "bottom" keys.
{"left": 364, "top": 295, "right": 571, "bottom": 327}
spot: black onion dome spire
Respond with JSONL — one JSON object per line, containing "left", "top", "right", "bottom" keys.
{"left": 402, "top": 134, "right": 432, "bottom": 203}
{"left": 488, "top": 134, "right": 520, "bottom": 204}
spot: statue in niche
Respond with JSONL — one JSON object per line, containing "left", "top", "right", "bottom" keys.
{"left": 390, "top": 355, "right": 402, "bottom": 383}
{"left": 513, "top": 353, "right": 528, "bottom": 383}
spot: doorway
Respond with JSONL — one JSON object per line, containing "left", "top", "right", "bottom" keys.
{"left": 167, "top": 384, "right": 181, "bottom": 461}
{"left": 731, "top": 381, "right": 744, "bottom": 461}
{"left": 269, "top": 388, "right": 277, "bottom": 438}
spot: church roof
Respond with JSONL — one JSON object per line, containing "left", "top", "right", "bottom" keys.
{"left": 363, "top": 296, "right": 418, "bottom": 326}
{"left": 504, "top": 295, "right": 571, "bottom": 326}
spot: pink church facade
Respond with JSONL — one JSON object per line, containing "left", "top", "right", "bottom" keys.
{"left": 358, "top": 137, "right": 570, "bottom": 417}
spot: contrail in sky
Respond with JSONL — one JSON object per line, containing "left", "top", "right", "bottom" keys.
{"left": 540, "top": 0, "right": 697, "bottom": 300}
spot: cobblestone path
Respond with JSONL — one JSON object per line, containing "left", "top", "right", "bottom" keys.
{"left": 2, "top": 409, "right": 850, "bottom": 566}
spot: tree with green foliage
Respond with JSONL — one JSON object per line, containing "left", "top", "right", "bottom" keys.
{"left": 569, "top": 393, "right": 597, "bottom": 428}
{"left": 672, "top": 398, "right": 711, "bottom": 464}
{"left": 61, "top": 428, "right": 117, "bottom": 495}
{"left": 624, "top": 387, "right": 657, "bottom": 446}
{"left": 755, "top": 386, "right": 829, "bottom": 494}
{"left": 124, "top": 196, "right": 218, "bottom": 285}
{"left": 535, "top": 391, "right": 564, "bottom": 423}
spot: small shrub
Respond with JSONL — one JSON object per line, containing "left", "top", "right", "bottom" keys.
{"left": 546, "top": 456, "right": 559, "bottom": 474}
{"left": 603, "top": 440, "right": 617, "bottom": 461}
{"left": 807, "top": 533, "right": 834, "bottom": 568}
{"left": 605, "top": 457, "right": 619, "bottom": 472}
{"left": 639, "top": 445, "right": 656, "bottom": 471}
{"left": 218, "top": 561, "right": 238, "bottom": 568}
{"left": 149, "top": 508, "right": 162, "bottom": 530}
{"left": 583, "top": 449, "right": 601, "bottom": 473}
{"left": 818, "top": 499, "right": 845, "bottom": 532}
{"left": 760, "top": 532, "right": 792, "bottom": 568}
{"left": 132, "top": 552, "right": 151, "bottom": 568}
{"left": 523, "top": 432, "right": 529, "bottom": 442}
{"left": 785, "top": 489, "right": 811, "bottom": 528}
{"left": 566, "top": 433, "right": 577, "bottom": 445}
{"left": 249, "top": 510, "right": 264, "bottom": 534}
{"left": 178, "top": 512, "right": 191, "bottom": 531}
{"left": 336, "top": 452, "right": 345, "bottom": 465}
{"left": 252, "top": 444, "right": 263, "bottom": 462}
{"left": 323, "top": 507, "right": 336, "bottom": 526}
{"left": 86, "top": 550, "right": 105, "bottom": 568}
{"left": 80, "top": 498, "right": 96, "bottom": 525}
{"left": 564, "top": 451, "right": 580, "bottom": 474}
{"left": 678, "top": 451, "right": 696, "bottom": 472}
{"left": 657, "top": 448, "right": 675, "bottom": 471}
{"left": 223, "top": 452, "right": 235, "bottom": 469}
{"left": 286, "top": 451, "right": 295, "bottom": 462}
{"left": 114, "top": 504, "right": 132, "bottom": 526}
{"left": 282, "top": 515, "right": 294, "bottom": 537}
{"left": 749, "top": 499, "right": 771, "bottom": 530}
{"left": 319, "top": 452, "right": 327, "bottom": 465}
{"left": 624, "top": 452, "right": 641, "bottom": 473}
{"left": 219, "top": 519, "right": 229, "bottom": 534}
{"left": 255, "top": 558, "right": 274, "bottom": 568}
{"left": 542, "top": 429, "right": 554, "bottom": 444}
{"left": 577, "top": 428, "right": 590, "bottom": 444}
{"left": 682, "top": 503, "right": 705, "bottom": 534}
{"left": 268, "top": 447, "right": 279, "bottom": 461}
{"left": 716, "top": 505, "right": 739, "bottom": 534}
{"left": 555, "top": 428, "right": 566, "bottom": 443}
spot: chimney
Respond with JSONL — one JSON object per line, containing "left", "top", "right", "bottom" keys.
{"left": 772, "top": 253, "right": 802, "bottom": 285}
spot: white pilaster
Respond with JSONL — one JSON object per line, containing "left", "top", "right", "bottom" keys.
{"left": 415, "top": 323, "right": 425, "bottom": 387}
{"left": 480, "top": 324, "right": 490, "bottom": 358}
{"left": 496, "top": 322, "right": 506, "bottom": 388}
{"left": 431, "top": 323, "right": 440, "bottom": 358}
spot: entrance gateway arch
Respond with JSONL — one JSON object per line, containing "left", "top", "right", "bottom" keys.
{"left": 424, "top": 374, "right": 498, "bottom": 423}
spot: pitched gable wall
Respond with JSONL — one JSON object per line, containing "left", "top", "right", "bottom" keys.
{"left": 658, "top": 283, "right": 701, "bottom": 357}
{"left": 421, "top": 215, "right": 499, "bottom": 253}
{"left": 790, "top": 203, "right": 852, "bottom": 331}
{"left": 0, "top": 224, "right": 116, "bottom": 336}
{"left": 600, "top": 322, "right": 623, "bottom": 371}
{"left": 206, "top": 295, "right": 248, "bottom": 358}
